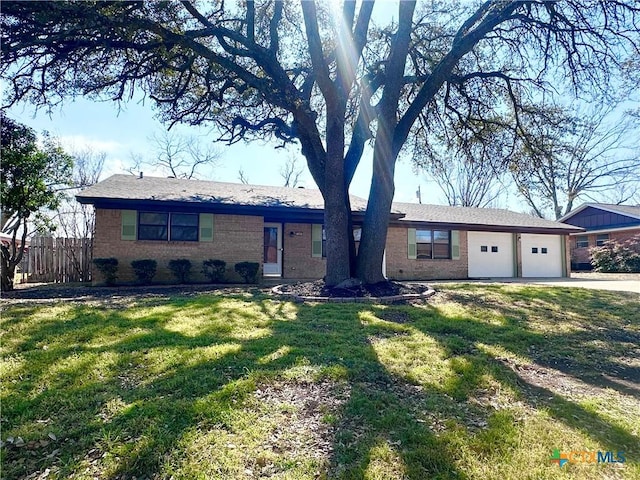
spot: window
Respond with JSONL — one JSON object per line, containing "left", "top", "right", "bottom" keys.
{"left": 481, "top": 245, "right": 488, "bottom": 252}
{"left": 138, "top": 212, "right": 168, "bottom": 241}
{"left": 491, "top": 246, "right": 498, "bottom": 253}
{"left": 138, "top": 212, "right": 198, "bottom": 241}
{"left": 541, "top": 247, "right": 548, "bottom": 254}
{"left": 532, "top": 247, "right": 538, "bottom": 254}
{"left": 576, "top": 235, "right": 589, "bottom": 248}
{"left": 322, "top": 226, "right": 327, "bottom": 257}
{"left": 171, "top": 213, "right": 199, "bottom": 241}
{"left": 353, "top": 227, "right": 362, "bottom": 253}
{"left": 416, "top": 229, "right": 450, "bottom": 259}
{"left": 416, "top": 230, "right": 433, "bottom": 259}
{"left": 433, "top": 231, "right": 450, "bottom": 259}
{"left": 596, "top": 234, "right": 609, "bottom": 246}
{"left": 314, "top": 226, "right": 362, "bottom": 257}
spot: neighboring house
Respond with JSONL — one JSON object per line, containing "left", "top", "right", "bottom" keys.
{"left": 76, "top": 175, "right": 581, "bottom": 283}
{"left": 0, "top": 231, "right": 30, "bottom": 249}
{"left": 559, "top": 203, "right": 640, "bottom": 270}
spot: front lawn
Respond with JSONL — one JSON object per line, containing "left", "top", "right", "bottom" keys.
{"left": 1, "top": 285, "right": 638, "bottom": 479}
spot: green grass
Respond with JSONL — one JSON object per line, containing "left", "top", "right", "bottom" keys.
{"left": 1, "top": 285, "right": 638, "bottom": 479}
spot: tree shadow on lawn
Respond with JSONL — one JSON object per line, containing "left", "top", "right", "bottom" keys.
{"left": 431, "top": 285, "right": 640, "bottom": 393}
{"left": 1, "top": 286, "right": 638, "bottom": 479}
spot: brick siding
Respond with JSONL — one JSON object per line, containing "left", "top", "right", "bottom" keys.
{"left": 93, "top": 209, "right": 263, "bottom": 284}
{"left": 385, "top": 227, "right": 469, "bottom": 280}
{"left": 282, "top": 223, "right": 326, "bottom": 280}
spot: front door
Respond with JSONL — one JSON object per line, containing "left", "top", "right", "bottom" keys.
{"left": 263, "top": 223, "right": 282, "bottom": 276}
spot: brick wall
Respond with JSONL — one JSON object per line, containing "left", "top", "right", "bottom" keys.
{"left": 93, "top": 209, "right": 263, "bottom": 284}
{"left": 384, "top": 227, "right": 469, "bottom": 280}
{"left": 570, "top": 229, "right": 640, "bottom": 266}
{"left": 282, "top": 223, "right": 326, "bottom": 280}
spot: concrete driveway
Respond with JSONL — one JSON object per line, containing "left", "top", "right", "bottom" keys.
{"left": 431, "top": 272, "right": 640, "bottom": 294}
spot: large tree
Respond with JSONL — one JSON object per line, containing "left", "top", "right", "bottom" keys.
{"left": 3, "top": 1, "right": 639, "bottom": 285}
{"left": 1, "top": 114, "right": 73, "bottom": 291}
{"left": 512, "top": 104, "right": 640, "bottom": 219}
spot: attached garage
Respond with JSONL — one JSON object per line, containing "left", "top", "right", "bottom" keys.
{"left": 521, "top": 234, "right": 563, "bottom": 277}
{"left": 468, "top": 231, "right": 514, "bottom": 278}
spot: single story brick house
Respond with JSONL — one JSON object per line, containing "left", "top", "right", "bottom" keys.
{"left": 77, "top": 175, "right": 582, "bottom": 283}
{"left": 559, "top": 203, "right": 640, "bottom": 270}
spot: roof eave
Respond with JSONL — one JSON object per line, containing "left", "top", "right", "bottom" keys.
{"left": 391, "top": 219, "right": 583, "bottom": 234}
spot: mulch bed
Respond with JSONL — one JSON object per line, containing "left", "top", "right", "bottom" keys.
{"left": 276, "top": 280, "right": 429, "bottom": 298}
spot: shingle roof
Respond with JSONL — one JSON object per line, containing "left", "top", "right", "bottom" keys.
{"left": 393, "top": 202, "right": 582, "bottom": 232}
{"left": 77, "top": 174, "right": 372, "bottom": 212}
{"left": 559, "top": 203, "right": 640, "bottom": 222}
{"left": 78, "top": 175, "right": 581, "bottom": 232}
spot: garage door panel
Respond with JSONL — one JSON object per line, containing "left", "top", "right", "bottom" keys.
{"left": 468, "top": 232, "right": 514, "bottom": 278}
{"left": 521, "top": 234, "right": 562, "bottom": 277}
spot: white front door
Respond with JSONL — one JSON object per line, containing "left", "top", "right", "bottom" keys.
{"left": 263, "top": 223, "right": 282, "bottom": 276}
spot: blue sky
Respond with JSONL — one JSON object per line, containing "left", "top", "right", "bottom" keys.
{"left": 8, "top": 95, "right": 455, "bottom": 205}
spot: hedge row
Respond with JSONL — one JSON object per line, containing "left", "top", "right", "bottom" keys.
{"left": 92, "top": 258, "right": 260, "bottom": 285}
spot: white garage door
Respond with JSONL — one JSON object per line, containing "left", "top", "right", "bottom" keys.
{"left": 468, "top": 232, "right": 514, "bottom": 278}
{"left": 521, "top": 234, "right": 563, "bottom": 277}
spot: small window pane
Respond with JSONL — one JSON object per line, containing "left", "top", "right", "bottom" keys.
{"left": 541, "top": 247, "right": 548, "bottom": 254}
{"left": 416, "top": 230, "right": 433, "bottom": 259}
{"left": 481, "top": 245, "right": 488, "bottom": 252}
{"left": 416, "top": 230, "right": 432, "bottom": 243}
{"left": 264, "top": 227, "right": 278, "bottom": 263}
{"left": 171, "top": 226, "right": 198, "bottom": 241}
{"left": 491, "top": 246, "right": 498, "bottom": 253}
{"left": 322, "top": 226, "right": 326, "bottom": 258}
{"left": 139, "top": 225, "right": 168, "bottom": 241}
{"left": 576, "top": 235, "right": 589, "bottom": 248}
{"left": 433, "top": 231, "right": 450, "bottom": 258}
{"left": 433, "top": 243, "right": 450, "bottom": 258}
{"left": 532, "top": 247, "right": 538, "bottom": 254}
{"left": 140, "top": 212, "right": 168, "bottom": 225}
{"left": 171, "top": 213, "right": 198, "bottom": 226}
{"left": 596, "top": 234, "right": 609, "bottom": 246}
{"left": 433, "top": 231, "right": 449, "bottom": 243}
{"left": 417, "top": 243, "right": 433, "bottom": 259}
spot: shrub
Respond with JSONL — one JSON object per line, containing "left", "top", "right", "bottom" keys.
{"left": 590, "top": 235, "right": 640, "bottom": 273}
{"left": 234, "top": 261, "right": 260, "bottom": 284}
{"left": 202, "top": 259, "right": 226, "bottom": 283}
{"left": 93, "top": 257, "right": 118, "bottom": 285}
{"left": 131, "top": 259, "right": 157, "bottom": 284}
{"left": 168, "top": 259, "right": 192, "bottom": 283}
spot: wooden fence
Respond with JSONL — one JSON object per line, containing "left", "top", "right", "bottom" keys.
{"left": 27, "top": 236, "right": 93, "bottom": 283}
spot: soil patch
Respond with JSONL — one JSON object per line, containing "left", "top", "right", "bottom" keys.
{"left": 251, "top": 380, "right": 350, "bottom": 476}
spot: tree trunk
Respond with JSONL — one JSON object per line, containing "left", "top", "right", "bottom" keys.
{"left": 356, "top": 140, "right": 397, "bottom": 284}
{"left": 1, "top": 246, "right": 15, "bottom": 292}
{"left": 323, "top": 107, "right": 352, "bottom": 286}
{"left": 323, "top": 180, "right": 352, "bottom": 287}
